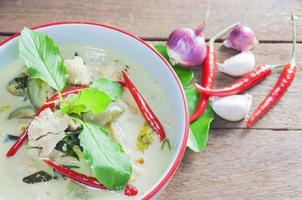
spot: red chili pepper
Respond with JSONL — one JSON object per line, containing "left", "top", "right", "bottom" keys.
{"left": 247, "top": 11, "right": 297, "bottom": 128}
{"left": 190, "top": 23, "right": 239, "bottom": 122}
{"left": 194, "top": 65, "right": 273, "bottom": 97}
{"left": 247, "top": 63, "right": 296, "bottom": 128}
{"left": 124, "top": 184, "right": 138, "bottom": 196}
{"left": 190, "top": 45, "right": 216, "bottom": 122}
{"left": 44, "top": 160, "right": 138, "bottom": 196}
{"left": 6, "top": 103, "right": 56, "bottom": 157}
{"left": 47, "top": 85, "right": 89, "bottom": 102}
{"left": 44, "top": 160, "right": 106, "bottom": 189}
{"left": 6, "top": 128, "right": 29, "bottom": 157}
{"left": 122, "top": 72, "right": 166, "bottom": 141}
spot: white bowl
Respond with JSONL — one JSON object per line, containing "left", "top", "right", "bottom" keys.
{"left": 0, "top": 22, "right": 189, "bottom": 200}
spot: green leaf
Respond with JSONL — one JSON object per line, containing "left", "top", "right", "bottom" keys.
{"left": 91, "top": 78, "right": 122, "bottom": 100}
{"left": 188, "top": 106, "right": 214, "bottom": 152}
{"left": 154, "top": 44, "right": 194, "bottom": 85}
{"left": 79, "top": 122, "right": 132, "bottom": 190}
{"left": 184, "top": 85, "right": 200, "bottom": 115}
{"left": 61, "top": 87, "right": 111, "bottom": 115}
{"left": 19, "top": 28, "right": 69, "bottom": 92}
{"left": 184, "top": 86, "right": 215, "bottom": 152}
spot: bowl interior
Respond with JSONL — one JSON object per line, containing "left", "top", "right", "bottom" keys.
{"left": 0, "top": 23, "right": 188, "bottom": 199}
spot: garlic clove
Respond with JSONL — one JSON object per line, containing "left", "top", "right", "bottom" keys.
{"left": 212, "top": 94, "right": 252, "bottom": 121}
{"left": 218, "top": 51, "right": 255, "bottom": 77}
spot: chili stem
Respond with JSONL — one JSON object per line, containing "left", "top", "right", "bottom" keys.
{"left": 291, "top": 10, "right": 297, "bottom": 65}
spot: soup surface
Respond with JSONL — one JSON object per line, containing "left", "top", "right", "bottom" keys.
{"left": 0, "top": 44, "right": 175, "bottom": 200}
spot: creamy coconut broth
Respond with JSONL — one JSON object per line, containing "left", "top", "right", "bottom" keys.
{"left": 0, "top": 33, "right": 175, "bottom": 200}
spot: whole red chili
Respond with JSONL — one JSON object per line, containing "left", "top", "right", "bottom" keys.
{"left": 190, "top": 45, "right": 216, "bottom": 122}
{"left": 44, "top": 160, "right": 138, "bottom": 196}
{"left": 122, "top": 72, "right": 167, "bottom": 142}
{"left": 6, "top": 103, "right": 56, "bottom": 157}
{"left": 247, "top": 11, "right": 297, "bottom": 128}
{"left": 191, "top": 23, "right": 239, "bottom": 122}
{"left": 47, "top": 85, "right": 89, "bottom": 102}
{"left": 194, "top": 64, "right": 274, "bottom": 97}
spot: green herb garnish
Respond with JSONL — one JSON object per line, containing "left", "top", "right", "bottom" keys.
{"left": 23, "top": 171, "right": 52, "bottom": 184}
{"left": 91, "top": 78, "right": 122, "bottom": 100}
{"left": 60, "top": 87, "right": 111, "bottom": 116}
{"left": 19, "top": 28, "right": 69, "bottom": 95}
{"left": 79, "top": 121, "right": 132, "bottom": 190}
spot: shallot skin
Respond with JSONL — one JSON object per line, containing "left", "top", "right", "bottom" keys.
{"left": 223, "top": 25, "right": 258, "bottom": 51}
{"left": 167, "top": 28, "right": 207, "bottom": 67}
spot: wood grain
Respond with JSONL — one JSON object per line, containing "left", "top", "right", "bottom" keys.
{"left": 160, "top": 129, "right": 302, "bottom": 200}
{"left": 211, "top": 43, "right": 302, "bottom": 130}
{"left": 0, "top": 0, "right": 301, "bottom": 41}
{"left": 150, "top": 42, "right": 302, "bottom": 130}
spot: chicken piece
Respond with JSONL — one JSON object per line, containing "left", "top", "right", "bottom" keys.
{"left": 97, "top": 59, "right": 126, "bottom": 81}
{"left": 29, "top": 132, "right": 65, "bottom": 157}
{"left": 27, "top": 108, "right": 69, "bottom": 157}
{"left": 64, "top": 56, "right": 93, "bottom": 85}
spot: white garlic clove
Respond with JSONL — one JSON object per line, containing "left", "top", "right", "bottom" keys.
{"left": 212, "top": 94, "right": 252, "bottom": 121}
{"left": 218, "top": 51, "right": 255, "bottom": 77}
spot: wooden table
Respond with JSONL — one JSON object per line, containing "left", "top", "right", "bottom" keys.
{"left": 1, "top": 0, "right": 301, "bottom": 199}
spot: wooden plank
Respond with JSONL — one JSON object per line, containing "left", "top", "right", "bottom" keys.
{"left": 0, "top": 0, "right": 301, "bottom": 41}
{"left": 210, "top": 43, "right": 302, "bottom": 130}
{"left": 149, "top": 42, "right": 302, "bottom": 130}
{"left": 160, "top": 129, "right": 302, "bottom": 200}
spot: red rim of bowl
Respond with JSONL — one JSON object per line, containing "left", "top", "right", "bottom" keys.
{"left": 0, "top": 22, "right": 189, "bottom": 200}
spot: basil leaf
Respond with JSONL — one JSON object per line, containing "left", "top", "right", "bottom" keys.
{"left": 61, "top": 87, "right": 111, "bottom": 115}
{"left": 19, "top": 27, "right": 68, "bottom": 92}
{"left": 79, "top": 122, "right": 132, "bottom": 190}
{"left": 23, "top": 171, "right": 52, "bottom": 184}
{"left": 91, "top": 78, "right": 122, "bottom": 100}
{"left": 154, "top": 44, "right": 194, "bottom": 85}
{"left": 184, "top": 86, "right": 215, "bottom": 152}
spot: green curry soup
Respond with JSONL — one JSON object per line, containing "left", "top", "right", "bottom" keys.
{"left": 0, "top": 29, "right": 175, "bottom": 200}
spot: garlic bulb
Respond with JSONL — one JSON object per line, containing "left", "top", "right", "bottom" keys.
{"left": 218, "top": 51, "right": 255, "bottom": 77}
{"left": 212, "top": 94, "right": 252, "bottom": 121}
